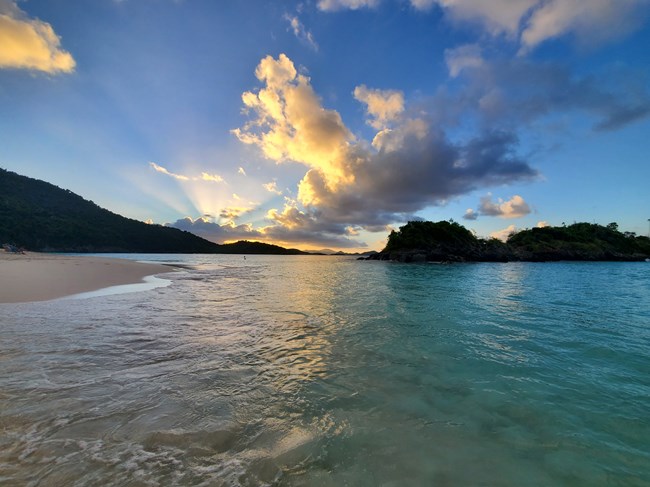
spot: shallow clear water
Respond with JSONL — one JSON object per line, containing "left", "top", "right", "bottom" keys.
{"left": 1, "top": 256, "right": 649, "bottom": 486}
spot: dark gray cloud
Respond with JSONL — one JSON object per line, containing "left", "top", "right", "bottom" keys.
{"left": 448, "top": 57, "right": 650, "bottom": 132}
{"left": 262, "top": 225, "right": 367, "bottom": 249}
{"left": 266, "top": 205, "right": 370, "bottom": 247}
{"left": 235, "top": 54, "right": 539, "bottom": 243}
{"left": 463, "top": 209, "right": 478, "bottom": 220}
{"left": 168, "top": 217, "right": 262, "bottom": 243}
{"left": 169, "top": 214, "right": 367, "bottom": 249}
{"left": 594, "top": 103, "right": 650, "bottom": 131}
{"left": 297, "top": 129, "right": 538, "bottom": 229}
{"left": 296, "top": 53, "right": 647, "bottom": 234}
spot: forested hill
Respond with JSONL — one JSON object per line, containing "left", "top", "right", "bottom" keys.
{"left": 0, "top": 168, "right": 306, "bottom": 254}
{"left": 0, "top": 168, "right": 221, "bottom": 252}
{"left": 365, "top": 220, "right": 650, "bottom": 262}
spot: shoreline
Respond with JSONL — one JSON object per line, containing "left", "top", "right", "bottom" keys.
{"left": 0, "top": 252, "right": 174, "bottom": 304}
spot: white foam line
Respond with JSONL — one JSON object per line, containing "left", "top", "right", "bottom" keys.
{"left": 61, "top": 275, "right": 171, "bottom": 301}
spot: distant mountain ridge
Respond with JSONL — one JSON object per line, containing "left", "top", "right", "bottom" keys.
{"left": 0, "top": 168, "right": 307, "bottom": 254}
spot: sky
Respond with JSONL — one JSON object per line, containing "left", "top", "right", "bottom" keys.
{"left": 1, "top": 0, "right": 649, "bottom": 251}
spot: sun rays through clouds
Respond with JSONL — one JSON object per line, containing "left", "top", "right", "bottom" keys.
{"left": 231, "top": 53, "right": 538, "bottom": 248}
{"left": 5, "top": 0, "right": 648, "bottom": 250}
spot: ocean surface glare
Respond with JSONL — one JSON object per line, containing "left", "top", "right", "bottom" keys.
{"left": 1, "top": 255, "right": 649, "bottom": 486}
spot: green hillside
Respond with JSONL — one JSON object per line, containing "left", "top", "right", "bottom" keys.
{"left": 0, "top": 168, "right": 306, "bottom": 254}
{"left": 508, "top": 222, "right": 650, "bottom": 261}
{"left": 368, "top": 220, "right": 650, "bottom": 262}
{"left": 0, "top": 168, "right": 221, "bottom": 252}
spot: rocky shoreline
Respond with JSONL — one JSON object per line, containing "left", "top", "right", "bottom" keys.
{"left": 361, "top": 248, "right": 650, "bottom": 263}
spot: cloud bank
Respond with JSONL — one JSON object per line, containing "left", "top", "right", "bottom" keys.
{"left": 168, "top": 213, "right": 365, "bottom": 249}
{"left": 233, "top": 54, "right": 538, "bottom": 244}
{"left": 321, "top": 0, "right": 649, "bottom": 52}
{"left": 169, "top": 217, "right": 263, "bottom": 243}
{"left": 0, "top": 0, "right": 75, "bottom": 73}
{"left": 442, "top": 45, "right": 650, "bottom": 132}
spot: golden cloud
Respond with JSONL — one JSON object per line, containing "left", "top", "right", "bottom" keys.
{"left": 353, "top": 84, "right": 405, "bottom": 129}
{"left": 263, "top": 180, "right": 283, "bottom": 195}
{"left": 0, "top": 1, "right": 75, "bottom": 73}
{"left": 201, "top": 172, "right": 225, "bottom": 183}
{"left": 266, "top": 203, "right": 311, "bottom": 230}
{"left": 233, "top": 54, "right": 356, "bottom": 193}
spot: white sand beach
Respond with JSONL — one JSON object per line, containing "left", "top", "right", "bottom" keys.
{"left": 0, "top": 252, "right": 172, "bottom": 303}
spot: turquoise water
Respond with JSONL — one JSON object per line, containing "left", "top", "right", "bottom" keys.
{"left": 1, "top": 256, "right": 649, "bottom": 486}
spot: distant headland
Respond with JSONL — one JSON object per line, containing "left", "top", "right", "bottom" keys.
{"left": 363, "top": 220, "right": 650, "bottom": 263}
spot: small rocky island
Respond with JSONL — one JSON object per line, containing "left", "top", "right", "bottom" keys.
{"left": 363, "top": 220, "right": 650, "bottom": 263}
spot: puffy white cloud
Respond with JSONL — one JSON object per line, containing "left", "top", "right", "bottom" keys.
{"left": 0, "top": 0, "right": 75, "bottom": 73}
{"left": 353, "top": 84, "right": 405, "bottom": 129}
{"left": 318, "top": 0, "right": 379, "bottom": 11}
{"left": 536, "top": 220, "right": 549, "bottom": 228}
{"left": 238, "top": 167, "right": 247, "bottom": 176}
{"left": 478, "top": 194, "right": 531, "bottom": 219}
{"left": 490, "top": 224, "right": 519, "bottom": 241}
{"left": 284, "top": 14, "right": 318, "bottom": 51}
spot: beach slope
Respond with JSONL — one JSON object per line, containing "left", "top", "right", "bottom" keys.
{"left": 0, "top": 253, "right": 172, "bottom": 303}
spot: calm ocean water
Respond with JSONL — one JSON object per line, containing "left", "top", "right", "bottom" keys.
{"left": 1, "top": 255, "right": 648, "bottom": 486}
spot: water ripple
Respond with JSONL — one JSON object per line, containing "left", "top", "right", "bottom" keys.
{"left": 1, "top": 257, "right": 649, "bottom": 485}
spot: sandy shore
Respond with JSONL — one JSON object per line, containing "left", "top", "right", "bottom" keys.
{"left": 0, "top": 252, "right": 173, "bottom": 304}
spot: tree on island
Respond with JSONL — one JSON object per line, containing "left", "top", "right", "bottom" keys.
{"left": 369, "top": 220, "right": 650, "bottom": 262}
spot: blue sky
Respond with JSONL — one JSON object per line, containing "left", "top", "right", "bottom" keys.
{"left": 1, "top": 0, "right": 649, "bottom": 251}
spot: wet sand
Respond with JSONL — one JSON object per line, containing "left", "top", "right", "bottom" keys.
{"left": 0, "top": 252, "right": 172, "bottom": 303}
